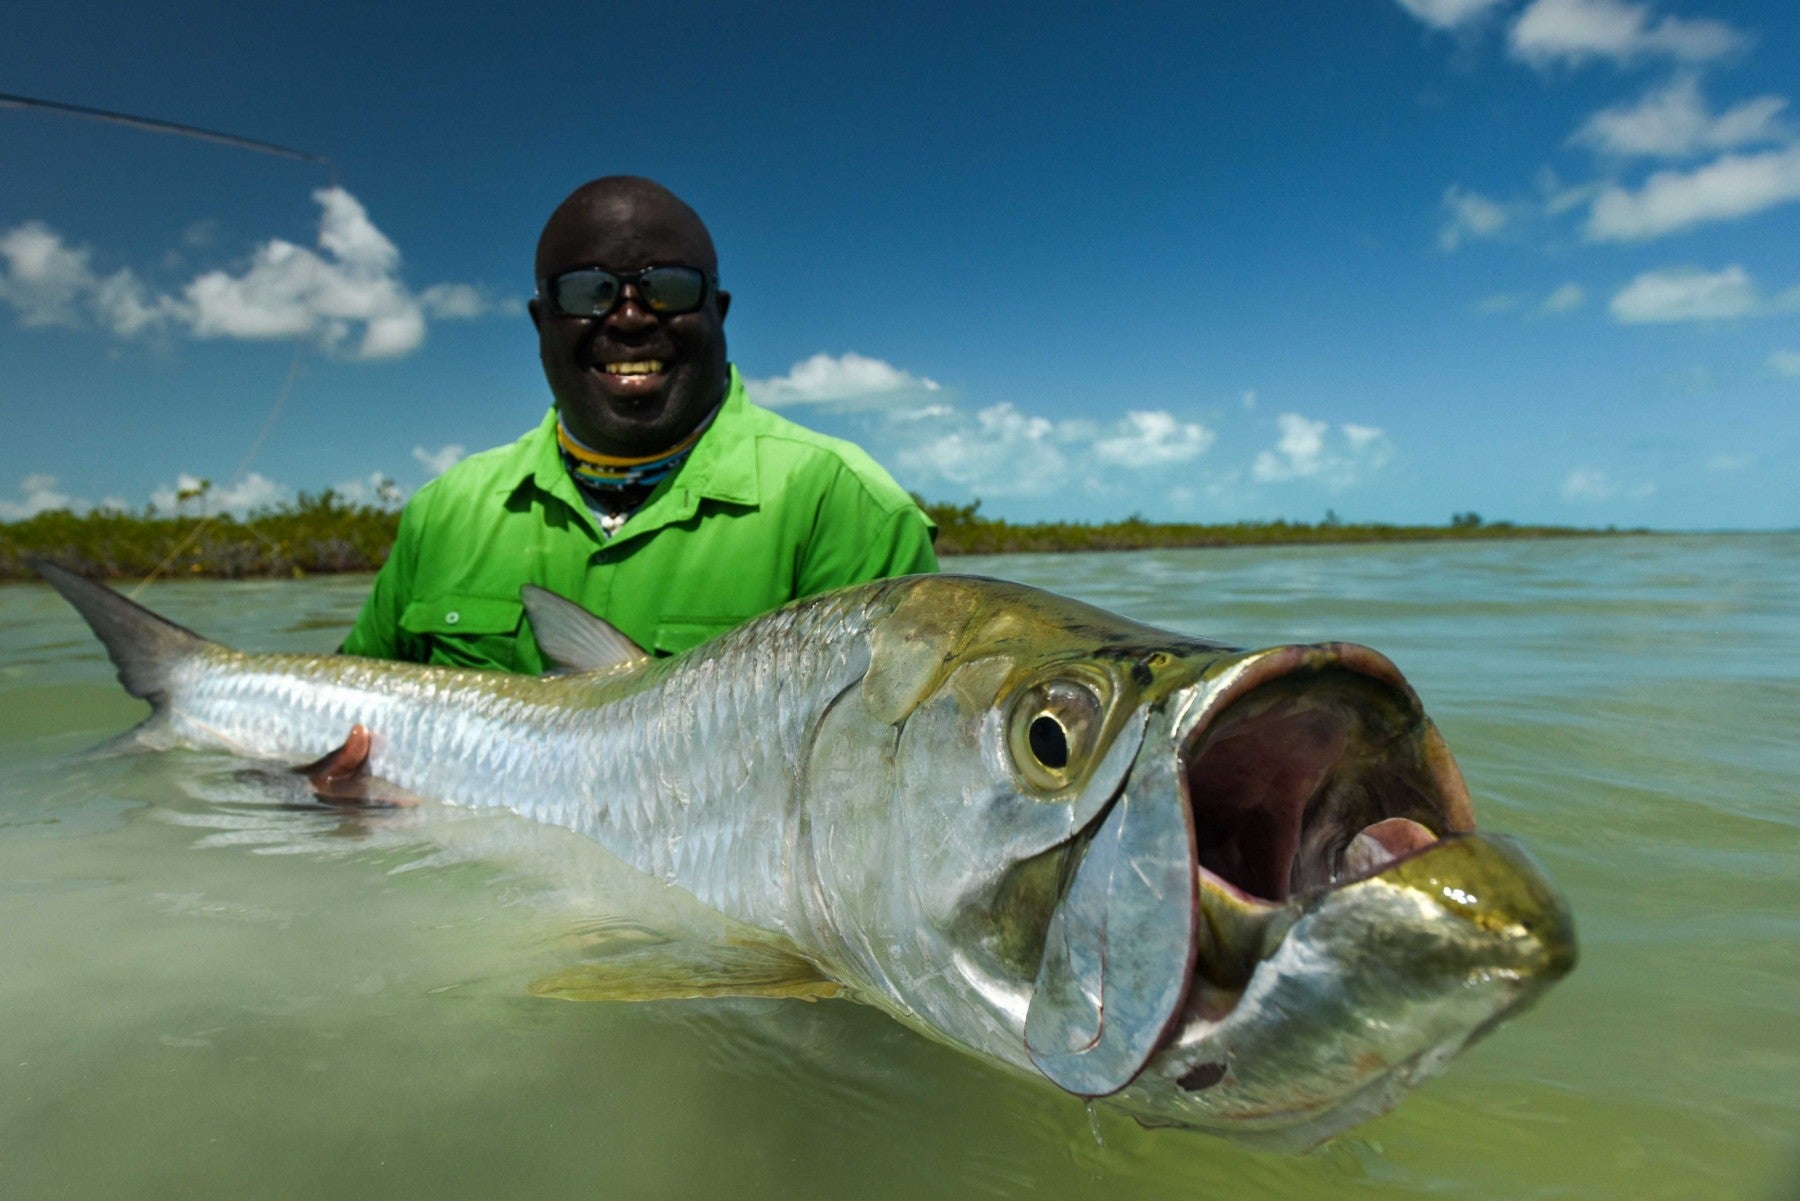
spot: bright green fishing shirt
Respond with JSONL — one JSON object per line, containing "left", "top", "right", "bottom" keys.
{"left": 341, "top": 367, "right": 937, "bottom": 671}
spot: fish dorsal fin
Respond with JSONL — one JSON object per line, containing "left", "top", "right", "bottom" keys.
{"left": 32, "top": 559, "right": 210, "bottom": 706}
{"left": 520, "top": 585, "right": 650, "bottom": 674}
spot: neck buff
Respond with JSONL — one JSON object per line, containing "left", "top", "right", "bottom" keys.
{"left": 556, "top": 406, "right": 719, "bottom": 491}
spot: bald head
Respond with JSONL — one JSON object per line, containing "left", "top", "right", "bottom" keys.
{"left": 528, "top": 176, "right": 732, "bottom": 458}
{"left": 535, "top": 176, "right": 718, "bottom": 282}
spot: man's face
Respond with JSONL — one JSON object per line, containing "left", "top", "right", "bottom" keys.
{"left": 529, "top": 184, "right": 731, "bottom": 457}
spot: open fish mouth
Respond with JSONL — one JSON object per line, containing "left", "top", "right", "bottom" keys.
{"left": 1177, "top": 643, "right": 1477, "bottom": 1004}
{"left": 1024, "top": 642, "right": 1573, "bottom": 1123}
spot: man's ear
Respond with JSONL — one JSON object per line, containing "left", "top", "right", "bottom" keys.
{"left": 528, "top": 297, "right": 543, "bottom": 331}
{"left": 715, "top": 290, "right": 731, "bottom": 323}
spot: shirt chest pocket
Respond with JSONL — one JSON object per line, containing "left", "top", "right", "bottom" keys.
{"left": 400, "top": 595, "right": 525, "bottom": 671}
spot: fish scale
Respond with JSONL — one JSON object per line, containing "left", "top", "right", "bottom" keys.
{"left": 151, "top": 591, "right": 884, "bottom": 935}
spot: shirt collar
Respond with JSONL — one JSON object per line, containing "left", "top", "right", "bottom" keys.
{"left": 502, "top": 365, "right": 761, "bottom": 535}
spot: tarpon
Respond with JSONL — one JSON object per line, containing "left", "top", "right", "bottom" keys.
{"left": 35, "top": 562, "right": 1575, "bottom": 1149}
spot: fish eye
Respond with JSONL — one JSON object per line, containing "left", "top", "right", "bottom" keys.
{"left": 1008, "top": 675, "right": 1106, "bottom": 793}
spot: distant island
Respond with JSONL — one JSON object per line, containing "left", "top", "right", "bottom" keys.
{"left": 0, "top": 492, "right": 1645, "bottom": 582}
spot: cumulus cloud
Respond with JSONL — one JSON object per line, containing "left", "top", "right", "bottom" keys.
{"left": 1607, "top": 264, "right": 1785, "bottom": 322}
{"left": 887, "top": 403, "right": 955, "bottom": 422}
{"left": 1584, "top": 143, "right": 1800, "bottom": 241}
{"left": 1439, "top": 185, "right": 1517, "bottom": 250}
{"left": 1252, "top": 414, "right": 1396, "bottom": 489}
{"left": 1093, "top": 411, "right": 1216, "bottom": 466}
{"left": 412, "top": 444, "right": 467, "bottom": 475}
{"left": 1572, "top": 75, "right": 1788, "bottom": 160}
{"left": 1395, "top": 0, "right": 1510, "bottom": 31}
{"left": 1542, "top": 281, "right": 1587, "bottom": 313}
{"left": 149, "top": 472, "right": 288, "bottom": 516}
{"left": 330, "top": 471, "right": 406, "bottom": 508}
{"left": 0, "top": 188, "right": 512, "bottom": 359}
{"left": 897, "top": 403, "right": 1071, "bottom": 498}
{"left": 0, "top": 473, "right": 77, "bottom": 520}
{"left": 1562, "top": 466, "right": 1653, "bottom": 500}
{"left": 895, "top": 403, "right": 1215, "bottom": 498}
{"left": 1509, "top": 0, "right": 1746, "bottom": 68}
{"left": 745, "top": 352, "right": 941, "bottom": 408}
{"left": 1769, "top": 350, "right": 1800, "bottom": 377}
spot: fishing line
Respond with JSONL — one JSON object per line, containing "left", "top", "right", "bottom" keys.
{"left": 0, "top": 92, "right": 338, "bottom": 184}
{"left": 3, "top": 91, "right": 340, "bottom": 592}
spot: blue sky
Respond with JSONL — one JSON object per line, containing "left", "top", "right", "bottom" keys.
{"left": 2, "top": 0, "right": 1796, "bottom": 529}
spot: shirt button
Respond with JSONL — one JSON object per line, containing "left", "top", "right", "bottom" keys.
{"left": 445, "top": 611, "right": 460, "bottom": 625}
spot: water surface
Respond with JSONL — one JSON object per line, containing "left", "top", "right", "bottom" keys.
{"left": 3, "top": 534, "right": 1795, "bottom": 1199}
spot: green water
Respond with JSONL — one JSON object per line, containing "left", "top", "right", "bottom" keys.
{"left": 2, "top": 535, "right": 1795, "bottom": 1200}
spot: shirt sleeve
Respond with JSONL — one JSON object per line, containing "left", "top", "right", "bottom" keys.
{"left": 796, "top": 469, "right": 939, "bottom": 598}
{"left": 339, "top": 492, "right": 425, "bottom": 660}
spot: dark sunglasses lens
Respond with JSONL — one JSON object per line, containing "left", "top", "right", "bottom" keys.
{"left": 552, "top": 270, "right": 619, "bottom": 316}
{"left": 637, "top": 267, "right": 706, "bottom": 313}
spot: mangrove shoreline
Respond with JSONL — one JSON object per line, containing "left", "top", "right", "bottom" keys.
{"left": 0, "top": 493, "right": 1645, "bottom": 582}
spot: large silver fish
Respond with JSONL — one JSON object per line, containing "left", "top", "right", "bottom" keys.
{"left": 37, "top": 562, "right": 1574, "bottom": 1149}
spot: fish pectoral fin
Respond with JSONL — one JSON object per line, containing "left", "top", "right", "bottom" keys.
{"left": 529, "top": 940, "right": 843, "bottom": 1004}
{"left": 293, "top": 724, "right": 420, "bottom": 808}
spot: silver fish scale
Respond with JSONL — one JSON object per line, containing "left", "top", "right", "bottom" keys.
{"left": 159, "top": 590, "right": 887, "bottom": 935}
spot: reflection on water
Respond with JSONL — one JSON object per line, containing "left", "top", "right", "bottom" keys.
{"left": 2, "top": 536, "right": 1796, "bottom": 1200}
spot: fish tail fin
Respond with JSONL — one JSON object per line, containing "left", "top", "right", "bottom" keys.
{"left": 31, "top": 559, "right": 211, "bottom": 709}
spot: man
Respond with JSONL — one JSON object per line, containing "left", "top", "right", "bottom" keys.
{"left": 342, "top": 176, "right": 936, "bottom": 671}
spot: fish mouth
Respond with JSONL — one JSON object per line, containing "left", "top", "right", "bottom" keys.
{"left": 1172, "top": 643, "right": 1475, "bottom": 1016}
{"left": 1021, "top": 640, "right": 1571, "bottom": 1114}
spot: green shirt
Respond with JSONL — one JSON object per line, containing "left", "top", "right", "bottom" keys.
{"left": 342, "top": 367, "right": 937, "bottom": 671}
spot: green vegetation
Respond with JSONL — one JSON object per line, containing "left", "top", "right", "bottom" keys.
{"left": 918, "top": 498, "right": 1638, "bottom": 556}
{"left": 1, "top": 494, "right": 1639, "bottom": 582}
{"left": 0, "top": 491, "right": 402, "bottom": 581}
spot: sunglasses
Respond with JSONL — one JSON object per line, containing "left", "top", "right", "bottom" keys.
{"left": 539, "top": 265, "right": 713, "bottom": 319}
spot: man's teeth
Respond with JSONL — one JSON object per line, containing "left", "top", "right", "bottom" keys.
{"left": 604, "top": 360, "right": 665, "bottom": 375}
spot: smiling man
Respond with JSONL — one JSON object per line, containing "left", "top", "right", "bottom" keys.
{"left": 341, "top": 176, "right": 937, "bottom": 670}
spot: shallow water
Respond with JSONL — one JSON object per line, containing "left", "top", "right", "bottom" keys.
{"left": 2, "top": 535, "right": 1796, "bottom": 1200}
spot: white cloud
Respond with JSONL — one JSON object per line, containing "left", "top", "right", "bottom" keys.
{"left": 418, "top": 282, "right": 518, "bottom": 319}
{"left": 1586, "top": 143, "right": 1800, "bottom": 241}
{"left": 1240, "top": 389, "right": 1258, "bottom": 411}
{"left": 1252, "top": 414, "right": 1396, "bottom": 489}
{"left": 149, "top": 472, "right": 287, "bottom": 516}
{"left": 1562, "top": 466, "right": 1654, "bottom": 501}
{"left": 1439, "top": 185, "right": 1516, "bottom": 250}
{"left": 887, "top": 403, "right": 955, "bottom": 422}
{"left": 184, "top": 188, "right": 428, "bottom": 360}
{"left": 412, "top": 444, "right": 467, "bottom": 475}
{"left": 894, "top": 404, "right": 1215, "bottom": 497}
{"left": 1572, "top": 75, "right": 1788, "bottom": 160}
{"left": 0, "top": 223, "right": 98, "bottom": 327}
{"left": 1395, "top": 0, "right": 1510, "bottom": 31}
{"left": 331, "top": 471, "right": 405, "bottom": 508}
{"left": 1542, "top": 281, "right": 1587, "bottom": 313}
{"left": 1478, "top": 292, "right": 1528, "bottom": 314}
{"left": 1509, "top": 0, "right": 1746, "bottom": 67}
{"left": 1609, "top": 264, "right": 1761, "bottom": 323}
{"left": 1769, "top": 350, "right": 1800, "bottom": 377}
{"left": 1704, "top": 453, "right": 1752, "bottom": 471}
{"left": 745, "top": 352, "right": 941, "bottom": 408}
{"left": 0, "top": 473, "right": 76, "bottom": 520}
{"left": 897, "top": 403, "right": 1071, "bottom": 498}
{"left": 1093, "top": 411, "right": 1215, "bottom": 466}
{"left": 0, "top": 188, "right": 511, "bottom": 359}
